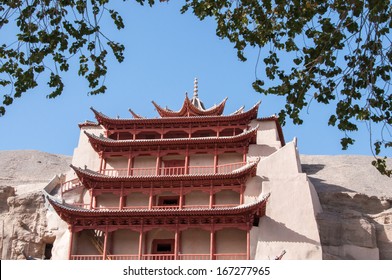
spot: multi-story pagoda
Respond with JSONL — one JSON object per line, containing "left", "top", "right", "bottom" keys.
{"left": 47, "top": 79, "right": 323, "bottom": 260}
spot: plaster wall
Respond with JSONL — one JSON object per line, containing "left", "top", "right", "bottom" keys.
{"left": 181, "top": 229, "right": 210, "bottom": 254}
{"left": 189, "top": 154, "right": 214, "bottom": 171}
{"left": 126, "top": 192, "right": 149, "bottom": 207}
{"left": 215, "top": 190, "right": 240, "bottom": 205}
{"left": 145, "top": 229, "right": 175, "bottom": 254}
{"left": 75, "top": 231, "right": 100, "bottom": 255}
{"left": 248, "top": 120, "right": 281, "bottom": 158}
{"left": 133, "top": 156, "right": 156, "bottom": 168}
{"left": 70, "top": 126, "right": 103, "bottom": 177}
{"left": 216, "top": 228, "right": 246, "bottom": 254}
{"left": 111, "top": 230, "right": 139, "bottom": 255}
{"left": 82, "top": 189, "right": 91, "bottom": 205}
{"left": 162, "top": 155, "right": 185, "bottom": 162}
{"left": 96, "top": 193, "right": 119, "bottom": 209}
{"left": 218, "top": 153, "right": 243, "bottom": 165}
{"left": 185, "top": 191, "right": 209, "bottom": 207}
{"left": 106, "top": 156, "right": 128, "bottom": 169}
{"left": 251, "top": 141, "right": 323, "bottom": 260}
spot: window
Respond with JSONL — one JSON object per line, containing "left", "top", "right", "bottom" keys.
{"left": 151, "top": 239, "right": 175, "bottom": 260}
{"left": 158, "top": 196, "right": 179, "bottom": 206}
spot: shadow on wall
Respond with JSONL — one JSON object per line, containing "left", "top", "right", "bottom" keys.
{"left": 260, "top": 217, "right": 320, "bottom": 246}
{"left": 302, "top": 163, "right": 356, "bottom": 194}
{"left": 249, "top": 145, "right": 278, "bottom": 157}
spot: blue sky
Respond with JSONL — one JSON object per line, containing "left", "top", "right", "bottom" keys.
{"left": 0, "top": 2, "right": 382, "bottom": 157}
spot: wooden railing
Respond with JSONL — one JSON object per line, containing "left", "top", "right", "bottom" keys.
{"left": 61, "top": 178, "right": 83, "bottom": 194}
{"left": 62, "top": 162, "right": 246, "bottom": 194}
{"left": 102, "top": 162, "right": 246, "bottom": 177}
{"left": 70, "top": 253, "right": 247, "bottom": 260}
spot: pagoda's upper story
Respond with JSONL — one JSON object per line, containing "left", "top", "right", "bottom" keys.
{"left": 89, "top": 79, "right": 261, "bottom": 132}
{"left": 152, "top": 78, "right": 227, "bottom": 117}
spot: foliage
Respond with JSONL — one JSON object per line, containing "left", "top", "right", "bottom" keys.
{"left": 0, "top": 0, "right": 391, "bottom": 175}
{"left": 183, "top": 0, "right": 392, "bottom": 176}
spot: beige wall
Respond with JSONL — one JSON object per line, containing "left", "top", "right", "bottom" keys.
{"left": 248, "top": 120, "right": 282, "bottom": 158}
{"left": 106, "top": 156, "right": 128, "bottom": 169}
{"left": 133, "top": 156, "right": 156, "bottom": 168}
{"left": 71, "top": 126, "right": 103, "bottom": 176}
{"left": 111, "top": 230, "right": 139, "bottom": 255}
{"left": 185, "top": 191, "right": 209, "bottom": 207}
{"left": 145, "top": 229, "right": 175, "bottom": 254}
{"left": 126, "top": 192, "right": 149, "bottom": 207}
{"left": 181, "top": 229, "right": 210, "bottom": 254}
{"left": 218, "top": 153, "right": 242, "bottom": 165}
{"left": 215, "top": 190, "right": 240, "bottom": 206}
{"left": 75, "top": 230, "right": 100, "bottom": 255}
{"left": 189, "top": 154, "right": 214, "bottom": 167}
{"left": 216, "top": 228, "right": 246, "bottom": 253}
{"left": 252, "top": 141, "right": 323, "bottom": 260}
{"left": 96, "top": 193, "right": 119, "bottom": 209}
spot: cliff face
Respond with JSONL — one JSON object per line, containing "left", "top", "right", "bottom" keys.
{"left": 301, "top": 155, "right": 392, "bottom": 260}
{"left": 0, "top": 151, "right": 391, "bottom": 259}
{"left": 0, "top": 150, "right": 71, "bottom": 259}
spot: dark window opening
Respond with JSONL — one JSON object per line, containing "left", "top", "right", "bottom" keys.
{"left": 157, "top": 243, "right": 172, "bottom": 253}
{"left": 158, "top": 196, "right": 179, "bottom": 206}
{"left": 44, "top": 243, "right": 53, "bottom": 260}
{"left": 253, "top": 216, "right": 260, "bottom": 227}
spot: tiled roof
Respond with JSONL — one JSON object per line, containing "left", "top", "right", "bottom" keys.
{"left": 91, "top": 101, "right": 260, "bottom": 127}
{"left": 85, "top": 124, "right": 258, "bottom": 148}
{"left": 47, "top": 193, "right": 270, "bottom": 218}
{"left": 70, "top": 160, "right": 259, "bottom": 185}
{"left": 152, "top": 93, "right": 227, "bottom": 117}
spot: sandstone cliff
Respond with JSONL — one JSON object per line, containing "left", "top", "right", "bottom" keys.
{"left": 0, "top": 150, "right": 71, "bottom": 259}
{"left": 301, "top": 155, "right": 392, "bottom": 260}
{"left": 0, "top": 151, "right": 391, "bottom": 259}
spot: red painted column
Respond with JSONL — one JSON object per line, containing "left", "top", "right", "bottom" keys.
{"left": 209, "top": 187, "right": 214, "bottom": 208}
{"left": 102, "top": 226, "right": 108, "bottom": 260}
{"left": 243, "top": 146, "right": 247, "bottom": 163}
{"left": 213, "top": 148, "right": 218, "bottom": 174}
{"left": 174, "top": 225, "right": 179, "bottom": 260}
{"left": 246, "top": 224, "right": 250, "bottom": 260}
{"left": 179, "top": 187, "right": 183, "bottom": 209}
{"left": 119, "top": 188, "right": 124, "bottom": 210}
{"left": 138, "top": 227, "right": 143, "bottom": 260}
{"left": 156, "top": 152, "right": 161, "bottom": 175}
{"left": 148, "top": 188, "right": 153, "bottom": 210}
{"left": 185, "top": 148, "right": 189, "bottom": 174}
{"left": 68, "top": 226, "right": 74, "bottom": 260}
{"left": 99, "top": 153, "right": 104, "bottom": 173}
{"left": 89, "top": 189, "right": 94, "bottom": 210}
{"left": 92, "top": 195, "right": 97, "bottom": 209}
{"left": 210, "top": 224, "right": 215, "bottom": 260}
{"left": 240, "top": 184, "right": 244, "bottom": 205}
{"left": 127, "top": 156, "right": 132, "bottom": 176}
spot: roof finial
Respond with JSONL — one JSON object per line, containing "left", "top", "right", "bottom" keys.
{"left": 193, "top": 77, "right": 198, "bottom": 97}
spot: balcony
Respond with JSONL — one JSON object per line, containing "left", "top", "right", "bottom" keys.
{"left": 70, "top": 253, "right": 247, "bottom": 260}
{"left": 61, "top": 162, "right": 247, "bottom": 194}
{"left": 101, "top": 162, "right": 246, "bottom": 177}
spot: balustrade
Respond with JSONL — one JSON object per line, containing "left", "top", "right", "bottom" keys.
{"left": 70, "top": 253, "right": 246, "bottom": 260}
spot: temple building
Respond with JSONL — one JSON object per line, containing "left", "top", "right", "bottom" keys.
{"left": 46, "top": 79, "right": 323, "bottom": 260}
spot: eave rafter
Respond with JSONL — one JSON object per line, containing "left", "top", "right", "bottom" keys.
{"left": 70, "top": 160, "right": 259, "bottom": 190}
{"left": 47, "top": 193, "right": 269, "bottom": 229}
{"left": 90, "top": 101, "right": 261, "bottom": 130}
{"left": 85, "top": 125, "right": 258, "bottom": 153}
{"left": 152, "top": 94, "right": 228, "bottom": 118}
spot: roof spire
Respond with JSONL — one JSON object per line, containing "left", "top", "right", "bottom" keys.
{"left": 193, "top": 77, "right": 198, "bottom": 97}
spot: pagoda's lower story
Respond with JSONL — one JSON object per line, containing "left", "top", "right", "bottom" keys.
{"left": 47, "top": 80, "right": 323, "bottom": 260}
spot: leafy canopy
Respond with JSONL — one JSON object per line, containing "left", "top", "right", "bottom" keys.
{"left": 0, "top": 0, "right": 391, "bottom": 175}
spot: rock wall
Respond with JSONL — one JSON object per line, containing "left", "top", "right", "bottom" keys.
{"left": 0, "top": 150, "right": 391, "bottom": 260}
{"left": 301, "top": 155, "right": 392, "bottom": 260}
{"left": 0, "top": 150, "right": 71, "bottom": 260}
